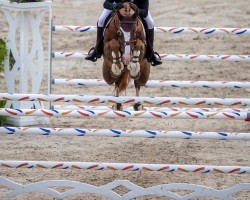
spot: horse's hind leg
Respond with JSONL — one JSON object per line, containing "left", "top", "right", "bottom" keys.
{"left": 133, "top": 82, "right": 143, "bottom": 111}
{"left": 112, "top": 82, "right": 123, "bottom": 111}
{"left": 133, "top": 61, "right": 150, "bottom": 111}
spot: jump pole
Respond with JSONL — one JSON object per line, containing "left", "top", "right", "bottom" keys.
{"left": 1, "top": 93, "right": 250, "bottom": 106}
{"left": 53, "top": 79, "right": 250, "bottom": 89}
{"left": 2, "top": 127, "right": 250, "bottom": 140}
{"left": 0, "top": 108, "right": 249, "bottom": 121}
{"left": 53, "top": 25, "right": 250, "bottom": 35}
{"left": 1, "top": 160, "right": 250, "bottom": 174}
{"left": 52, "top": 52, "right": 250, "bottom": 62}
{"left": 52, "top": 105, "right": 249, "bottom": 113}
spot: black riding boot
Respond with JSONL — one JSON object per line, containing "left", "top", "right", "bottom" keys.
{"left": 148, "top": 28, "right": 162, "bottom": 66}
{"left": 85, "top": 26, "right": 104, "bottom": 62}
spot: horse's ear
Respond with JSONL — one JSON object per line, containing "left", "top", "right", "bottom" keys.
{"left": 117, "top": 9, "right": 123, "bottom": 20}
{"left": 130, "top": 3, "right": 139, "bottom": 19}
{"left": 117, "top": 11, "right": 124, "bottom": 21}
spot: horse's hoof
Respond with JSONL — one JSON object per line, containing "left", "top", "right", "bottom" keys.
{"left": 133, "top": 103, "right": 143, "bottom": 111}
{"left": 112, "top": 103, "right": 123, "bottom": 111}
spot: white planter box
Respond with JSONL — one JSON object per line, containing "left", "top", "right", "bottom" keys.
{"left": 0, "top": 0, "right": 51, "bottom": 10}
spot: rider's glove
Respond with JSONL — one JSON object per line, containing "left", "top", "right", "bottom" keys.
{"left": 113, "top": 3, "right": 123, "bottom": 10}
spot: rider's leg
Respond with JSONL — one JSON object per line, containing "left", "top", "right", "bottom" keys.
{"left": 144, "top": 12, "right": 162, "bottom": 66}
{"left": 85, "top": 9, "right": 112, "bottom": 62}
{"left": 85, "top": 26, "right": 103, "bottom": 61}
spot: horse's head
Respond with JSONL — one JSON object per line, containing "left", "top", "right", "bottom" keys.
{"left": 118, "top": 2, "right": 139, "bottom": 31}
{"left": 116, "top": 2, "right": 140, "bottom": 65}
{"left": 118, "top": 2, "right": 138, "bottom": 18}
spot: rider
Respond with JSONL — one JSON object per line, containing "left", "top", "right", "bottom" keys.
{"left": 85, "top": 0, "right": 162, "bottom": 66}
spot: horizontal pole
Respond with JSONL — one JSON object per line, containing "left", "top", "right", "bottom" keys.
{"left": 53, "top": 25, "right": 250, "bottom": 35}
{"left": 0, "top": 108, "right": 249, "bottom": 120}
{"left": 53, "top": 105, "right": 249, "bottom": 113}
{"left": 53, "top": 79, "right": 250, "bottom": 89}
{"left": 1, "top": 93, "right": 250, "bottom": 106}
{"left": 1, "top": 160, "right": 249, "bottom": 174}
{"left": 53, "top": 52, "right": 250, "bottom": 62}
{"left": 2, "top": 127, "right": 250, "bottom": 140}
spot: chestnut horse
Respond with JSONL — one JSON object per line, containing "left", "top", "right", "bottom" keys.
{"left": 103, "top": 2, "right": 150, "bottom": 111}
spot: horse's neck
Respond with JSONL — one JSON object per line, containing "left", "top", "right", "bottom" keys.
{"left": 103, "top": 14, "right": 119, "bottom": 40}
{"left": 137, "top": 18, "right": 146, "bottom": 41}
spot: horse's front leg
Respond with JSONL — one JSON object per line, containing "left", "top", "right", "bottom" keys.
{"left": 109, "top": 39, "right": 124, "bottom": 78}
{"left": 127, "top": 40, "right": 143, "bottom": 79}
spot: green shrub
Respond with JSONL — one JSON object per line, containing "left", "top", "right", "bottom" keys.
{"left": 0, "top": 101, "right": 7, "bottom": 126}
{"left": 0, "top": 39, "right": 8, "bottom": 125}
{"left": 0, "top": 38, "right": 7, "bottom": 73}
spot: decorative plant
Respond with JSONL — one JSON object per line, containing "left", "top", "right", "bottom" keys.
{"left": 0, "top": 38, "right": 7, "bottom": 125}
{"left": 0, "top": 101, "right": 8, "bottom": 126}
{"left": 10, "top": 0, "right": 44, "bottom": 3}
{"left": 0, "top": 38, "right": 7, "bottom": 73}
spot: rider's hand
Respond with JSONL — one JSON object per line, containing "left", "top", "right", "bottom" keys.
{"left": 113, "top": 3, "right": 123, "bottom": 10}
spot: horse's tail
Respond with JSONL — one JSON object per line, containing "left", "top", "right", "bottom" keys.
{"left": 118, "top": 71, "right": 130, "bottom": 94}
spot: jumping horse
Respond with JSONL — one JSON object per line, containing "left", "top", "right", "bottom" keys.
{"left": 103, "top": 2, "right": 150, "bottom": 111}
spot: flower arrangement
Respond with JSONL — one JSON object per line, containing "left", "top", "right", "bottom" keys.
{"left": 0, "top": 100, "right": 7, "bottom": 126}
{"left": 9, "top": 0, "right": 44, "bottom": 2}
{"left": 0, "top": 38, "right": 7, "bottom": 73}
{"left": 0, "top": 38, "right": 7, "bottom": 125}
